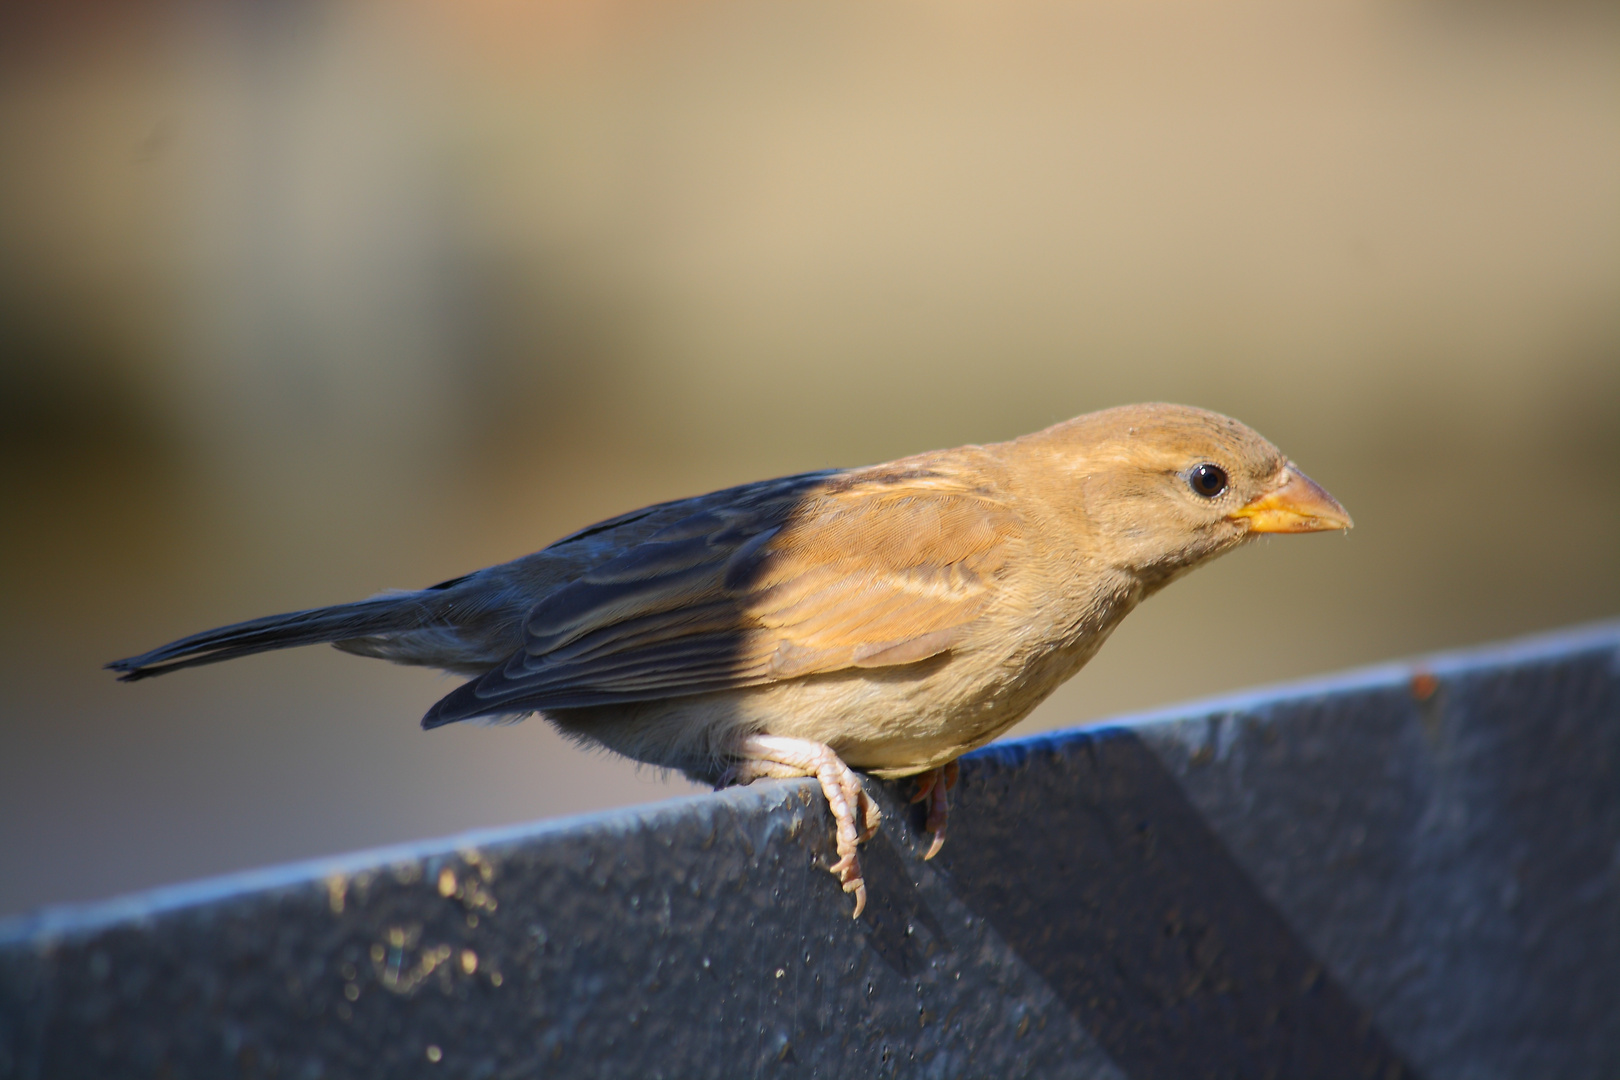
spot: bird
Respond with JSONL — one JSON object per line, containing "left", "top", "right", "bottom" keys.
{"left": 110, "top": 403, "right": 1351, "bottom": 917}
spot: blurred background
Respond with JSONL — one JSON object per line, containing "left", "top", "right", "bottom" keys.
{"left": 2, "top": 0, "right": 1616, "bottom": 917}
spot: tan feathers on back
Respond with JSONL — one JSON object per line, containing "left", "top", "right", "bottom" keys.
{"left": 438, "top": 452, "right": 1023, "bottom": 717}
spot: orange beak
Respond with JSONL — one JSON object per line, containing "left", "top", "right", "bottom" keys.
{"left": 1228, "top": 463, "right": 1353, "bottom": 534}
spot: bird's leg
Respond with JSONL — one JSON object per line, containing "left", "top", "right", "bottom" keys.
{"left": 728, "top": 735, "right": 880, "bottom": 918}
{"left": 908, "top": 759, "right": 960, "bottom": 860}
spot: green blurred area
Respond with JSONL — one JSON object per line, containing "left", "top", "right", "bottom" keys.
{"left": 2, "top": 0, "right": 1617, "bottom": 916}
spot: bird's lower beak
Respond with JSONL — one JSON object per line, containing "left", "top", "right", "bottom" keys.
{"left": 1228, "top": 464, "right": 1353, "bottom": 533}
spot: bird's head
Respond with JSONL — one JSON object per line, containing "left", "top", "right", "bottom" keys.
{"left": 1019, "top": 403, "right": 1352, "bottom": 588}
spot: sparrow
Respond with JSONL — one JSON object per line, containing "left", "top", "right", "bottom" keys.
{"left": 110, "top": 403, "right": 1351, "bottom": 916}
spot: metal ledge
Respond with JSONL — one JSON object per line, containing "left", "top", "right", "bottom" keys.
{"left": 4, "top": 622, "right": 1619, "bottom": 1079}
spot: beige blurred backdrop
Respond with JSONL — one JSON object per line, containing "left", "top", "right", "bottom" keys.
{"left": 2, "top": 0, "right": 1617, "bottom": 917}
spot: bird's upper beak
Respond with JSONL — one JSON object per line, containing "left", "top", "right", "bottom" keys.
{"left": 1228, "top": 463, "right": 1353, "bottom": 533}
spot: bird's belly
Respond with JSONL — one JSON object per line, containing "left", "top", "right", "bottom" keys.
{"left": 736, "top": 626, "right": 1115, "bottom": 778}
{"left": 547, "top": 618, "right": 1123, "bottom": 783}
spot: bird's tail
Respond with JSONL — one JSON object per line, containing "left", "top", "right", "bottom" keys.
{"left": 106, "top": 594, "right": 438, "bottom": 682}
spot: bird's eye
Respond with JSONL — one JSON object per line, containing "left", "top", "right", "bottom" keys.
{"left": 1188, "top": 463, "right": 1228, "bottom": 498}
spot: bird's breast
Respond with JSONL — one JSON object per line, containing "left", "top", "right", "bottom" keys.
{"left": 752, "top": 582, "right": 1138, "bottom": 777}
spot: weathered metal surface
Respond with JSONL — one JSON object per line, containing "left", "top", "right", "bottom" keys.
{"left": 2, "top": 622, "right": 1617, "bottom": 1079}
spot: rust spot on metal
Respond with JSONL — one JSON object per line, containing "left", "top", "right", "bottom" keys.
{"left": 1410, "top": 672, "right": 1439, "bottom": 702}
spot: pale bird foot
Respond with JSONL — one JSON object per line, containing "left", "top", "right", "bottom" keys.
{"left": 910, "top": 760, "right": 959, "bottom": 861}
{"left": 731, "top": 735, "right": 879, "bottom": 918}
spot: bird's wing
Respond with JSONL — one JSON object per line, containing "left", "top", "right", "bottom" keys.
{"left": 424, "top": 463, "right": 1021, "bottom": 724}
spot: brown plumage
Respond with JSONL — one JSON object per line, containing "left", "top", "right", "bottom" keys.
{"left": 110, "top": 403, "right": 1351, "bottom": 915}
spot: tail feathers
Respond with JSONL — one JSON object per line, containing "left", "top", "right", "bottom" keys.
{"left": 106, "top": 596, "right": 431, "bottom": 682}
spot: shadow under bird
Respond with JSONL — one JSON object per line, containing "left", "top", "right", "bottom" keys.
{"left": 111, "top": 403, "right": 1351, "bottom": 916}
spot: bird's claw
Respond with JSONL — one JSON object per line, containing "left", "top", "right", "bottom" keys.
{"left": 731, "top": 735, "right": 880, "bottom": 919}
{"left": 911, "top": 760, "right": 959, "bottom": 861}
